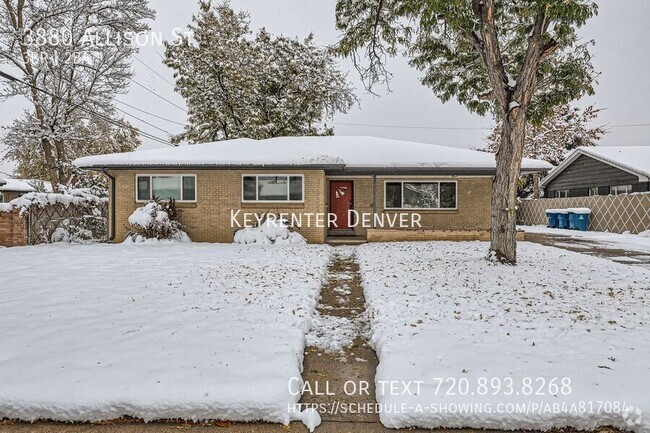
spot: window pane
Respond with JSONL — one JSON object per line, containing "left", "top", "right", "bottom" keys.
{"left": 182, "top": 176, "right": 196, "bottom": 201}
{"left": 258, "top": 176, "right": 288, "bottom": 201}
{"left": 385, "top": 183, "right": 402, "bottom": 208}
{"left": 137, "top": 176, "right": 151, "bottom": 201}
{"left": 440, "top": 182, "right": 456, "bottom": 208}
{"left": 289, "top": 176, "right": 303, "bottom": 201}
{"left": 403, "top": 182, "right": 439, "bottom": 208}
{"left": 243, "top": 176, "right": 257, "bottom": 201}
{"left": 152, "top": 176, "right": 181, "bottom": 200}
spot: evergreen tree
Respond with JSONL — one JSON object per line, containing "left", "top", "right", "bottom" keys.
{"left": 164, "top": 1, "right": 356, "bottom": 143}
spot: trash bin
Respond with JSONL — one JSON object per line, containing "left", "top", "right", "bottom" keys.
{"left": 557, "top": 209, "right": 570, "bottom": 229}
{"left": 546, "top": 209, "right": 560, "bottom": 228}
{"left": 568, "top": 208, "right": 591, "bottom": 231}
{"left": 568, "top": 210, "right": 578, "bottom": 230}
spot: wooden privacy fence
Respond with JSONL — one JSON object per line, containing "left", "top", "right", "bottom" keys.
{"left": 517, "top": 194, "right": 650, "bottom": 234}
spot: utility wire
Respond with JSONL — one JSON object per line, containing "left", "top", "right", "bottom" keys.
{"left": 335, "top": 121, "right": 650, "bottom": 131}
{"left": 0, "top": 69, "right": 176, "bottom": 147}
{"left": 115, "top": 99, "right": 186, "bottom": 126}
{"left": 129, "top": 76, "right": 187, "bottom": 113}
{"left": 333, "top": 121, "right": 490, "bottom": 131}
{"left": 133, "top": 54, "right": 175, "bottom": 87}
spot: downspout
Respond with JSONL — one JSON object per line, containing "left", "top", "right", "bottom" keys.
{"left": 371, "top": 175, "right": 377, "bottom": 229}
{"left": 101, "top": 168, "right": 116, "bottom": 242}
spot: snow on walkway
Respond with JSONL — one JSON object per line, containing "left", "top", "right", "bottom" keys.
{"left": 0, "top": 243, "right": 331, "bottom": 424}
{"left": 520, "top": 225, "right": 650, "bottom": 254}
{"left": 357, "top": 241, "right": 650, "bottom": 432}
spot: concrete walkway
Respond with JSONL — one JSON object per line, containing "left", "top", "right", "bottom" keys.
{"left": 525, "top": 232, "right": 650, "bottom": 267}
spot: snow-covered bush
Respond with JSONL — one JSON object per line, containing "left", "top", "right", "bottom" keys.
{"left": 125, "top": 199, "right": 191, "bottom": 243}
{"left": 234, "top": 217, "right": 307, "bottom": 245}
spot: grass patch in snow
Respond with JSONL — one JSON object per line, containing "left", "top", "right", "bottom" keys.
{"left": 357, "top": 241, "right": 650, "bottom": 432}
{"left": 0, "top": 243, "right": 332, "bottom": 425}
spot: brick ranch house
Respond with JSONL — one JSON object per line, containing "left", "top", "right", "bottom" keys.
{"left": 73, "top": 136, "right": 551, "bottom": 244}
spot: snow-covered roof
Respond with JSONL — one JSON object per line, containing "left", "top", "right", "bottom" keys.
{"left": 74, "top": 136, "right": 552, "bottom": 174}
{"left": 0, "top": 178, "right": 53, "bottom": 193}
{"left": 541, "top": 146, "right": 650, "bottom": 187}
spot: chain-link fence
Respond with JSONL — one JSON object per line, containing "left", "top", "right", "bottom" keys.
{"left": 517, "top": 194, "right": 650, "bottom": 234}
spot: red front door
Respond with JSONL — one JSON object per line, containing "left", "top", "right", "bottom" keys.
{"left": 329, "top": 181, "right": 353, "bottom": 230}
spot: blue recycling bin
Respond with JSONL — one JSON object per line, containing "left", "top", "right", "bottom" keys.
{"left": 546, "top": 209, "right": 560, "bottom": 228}
{"left": 569, "top": 208, "right": 591, "bottom": 231}
{"left": 557, "top": 210, "right": 570, "bottom": 229}
{"left": 568, "top": 211, "right": 578, "bottom": 230}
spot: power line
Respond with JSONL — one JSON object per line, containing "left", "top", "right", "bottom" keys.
{"left": 0, "top": 69, "right": 176, "bottom": 147}
{"left": 608, "top": 123, "right": 650, "bottom": 129}
{"left": 115, "top": 99, "right": 186, "bottom": 126}
{"left": 335, "top": 121, "right": 650, "bottom": 131}
{"left": 133, "top": 54, "right": 175, "bottom": 87}
{"left": 129, "top": 76, "right": 187, "bottom": 113}
{"left": 333, "top": 121, "right": 490, "bottom": 131}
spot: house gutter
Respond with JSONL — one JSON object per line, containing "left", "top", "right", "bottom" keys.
{"left": 101, "top": 168, "right": 116, "bottom": 242}
{"left": 372, "top": 175, "right": 377, "bottom": 229}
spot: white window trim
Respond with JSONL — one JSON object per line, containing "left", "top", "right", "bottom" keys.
{"left": 383, "top": 180, "right": 458, "bottom": 211}
{"left": 589, "top": 187, "right": 599, "bottom": 196}
{"left": 610, "top": 185, "right": 632, "bottom": 195}
{"left": 555, "top": 190, "right": 569, "bottom": 198}
{"left": 135, "top": 174, "right": 197, "bottom": 203}
{"left": 241, "top": 174, "right": 305, "bottom": 203}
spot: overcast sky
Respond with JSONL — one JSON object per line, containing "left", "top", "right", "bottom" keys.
{"left": 1, "top": 0, "right": 649, "bottom": 177}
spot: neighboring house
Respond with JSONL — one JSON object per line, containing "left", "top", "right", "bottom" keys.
{"left": 541, "top": 146, "right": 650, "bottom": 198}
{"left": 73, "top": 136, "right": 551, "bottom": 244}
{"left": 0, "top": 178, "right": 52, "bottom": 203}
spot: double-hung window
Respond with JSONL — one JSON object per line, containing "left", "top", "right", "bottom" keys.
{"left": 242, "top": 175, "right": 304, "bottom": 202}
{"left": 385, "top": 181, "right": 457, "bottom": 210}
{"left": 136, "top": 175, "right": 196, "bottom": 202}
{"left": 611, "top": 185, "right": 632, "bottom": 195}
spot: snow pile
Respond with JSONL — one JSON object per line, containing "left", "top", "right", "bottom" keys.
{"left": 234, "top": 218, "right": 307, "bottom": 245}
{"left": 125, "top": 201, "right": 190, "bottom": 243}
{"left": 0, "top": 243, "right": 332, "bottom": 424}
{"left": 73, "top": 136, "right": 552, "bottom": 172}
{"left": 356, "top": 241, "right": 650, "bottom": 432}
{"left": 0, "top": 188, "right": 106, "bottom": 215}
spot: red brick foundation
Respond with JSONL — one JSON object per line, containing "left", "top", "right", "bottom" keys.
{"left": 0, "top": 210, "right": 28, "bottom": 247}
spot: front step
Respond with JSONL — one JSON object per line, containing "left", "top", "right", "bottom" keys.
{"left": 325, "top": 236, "right": 367, "bottom": 246}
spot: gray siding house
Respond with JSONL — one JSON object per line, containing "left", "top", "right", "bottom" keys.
{"left": 541, "top": 146, "right": 650, "bottom": 198}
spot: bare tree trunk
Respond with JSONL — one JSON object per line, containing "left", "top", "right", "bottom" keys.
{"left": 490, "top": 109, "right": 526, "bottom": 264}
{"left": 532, "top": 173, "right": 540, "bottom": 199}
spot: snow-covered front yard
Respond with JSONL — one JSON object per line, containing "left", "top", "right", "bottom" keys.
{"left": 357, "top": 241, "right": 650, "bottom": 432}
{"left": 0, "top": 243, "right": 331, "bottom": 424}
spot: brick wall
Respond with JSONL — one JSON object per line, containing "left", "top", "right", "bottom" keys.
{"left": 109, "top": 169, "right": 328, "bottom": 243}
{"left": 107, "top": 170, "right": 493, "bottom": 244}
{"left": 329, "top": 176, "right": 493, "bottom": 237}
{"left": 0, "top": 210, "right": 28, "bottom": 247}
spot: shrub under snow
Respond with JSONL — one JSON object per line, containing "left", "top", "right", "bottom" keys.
{"left": 234, "top": 218, "right": 307, "bottom": 245}
{"left": 125, "top": 200, "right": 190, "bottom": 243}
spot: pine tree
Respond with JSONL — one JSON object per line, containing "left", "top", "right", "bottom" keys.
{"left": 335, "top": 0, "right": 598, "bottom": 263}
{"left": 164, "top": 1, "right": 356, "bottom": 143}
{"left": 486, "top": 104, "right": 605, "bottom": 198}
